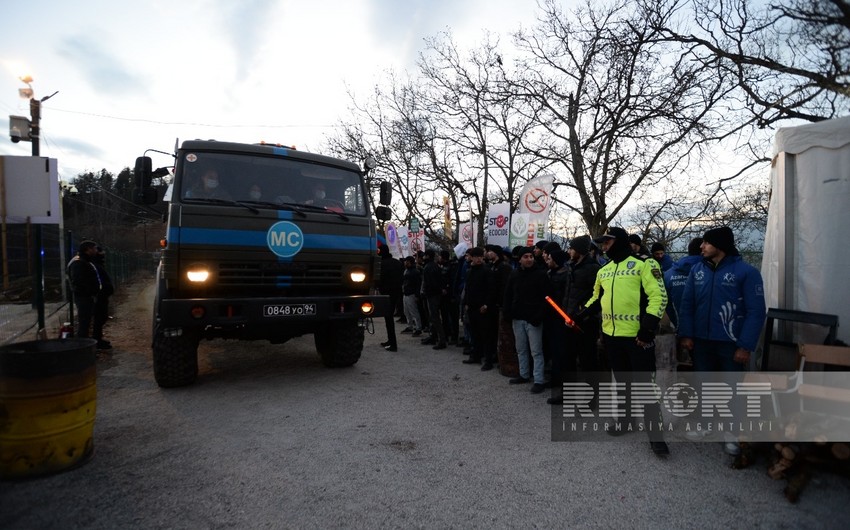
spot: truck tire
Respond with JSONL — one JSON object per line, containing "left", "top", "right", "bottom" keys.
{"left": 152, "top": 331, "right": 200, "bottom": 387}
{"left": 315, "top": 320, "right": 363, "bottom": 367}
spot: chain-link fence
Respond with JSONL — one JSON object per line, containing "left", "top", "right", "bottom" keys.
{"left": 0, "top": 224, "right": 157, "bottom": 345}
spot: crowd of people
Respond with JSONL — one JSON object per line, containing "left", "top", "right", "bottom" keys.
{"left": 378, "top": 225, "right": 766, "bottom": 458}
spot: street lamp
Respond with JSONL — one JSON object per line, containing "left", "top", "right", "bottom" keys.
{"left": 9, "top": 75, "right": 58, "bottom": 156}
{"left": 8, "top": 74, "right": 58, "bottom": 339}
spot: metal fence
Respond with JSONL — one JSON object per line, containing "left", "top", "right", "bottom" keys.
{"left": 0, "top": 224, "right": 157, "bottom": 345}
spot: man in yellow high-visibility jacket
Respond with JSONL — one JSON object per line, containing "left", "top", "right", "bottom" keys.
{"left": 582, "top": 226, "right": 670, "bottom": 457}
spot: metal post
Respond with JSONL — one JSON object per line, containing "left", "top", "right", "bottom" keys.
{"left": 34, "top": 224, "right": 46, "bottom": 339}
{"left": 29, "top": 95, "right": 45, "bottom": 337}
{"left": 30, "top": 98, "right": 40, "bottom": 157}
{"left": 66, "top": 230, "right": 75, "bottom": 336}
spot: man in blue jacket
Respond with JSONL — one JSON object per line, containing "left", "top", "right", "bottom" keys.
{"left": 663, "top": 237, "right": 703, "bottom": 330}
{"left": 651, "top": 243, "right": 675, "bottom": 272}
{"left": 677, "top": 227, "right": 766, "bottom": 372}
{"left": 677, "top": 227, "right": 765, "bottom": 455}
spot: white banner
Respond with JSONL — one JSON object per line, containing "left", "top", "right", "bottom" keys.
{"left": 486, "top": 202, "right": 511, "bottom": 247}
{"left": 385, "top": 222, "right": 404, "bottom": 258}
{"left": 408, "top": 226, "right": 426, "bottom": 255}
{"left": 459, "top": 222, "right": 474, "bottom": 248}
{"left": 509, "top": 213, "right": 547, "bottom": 248}
{"left": 398, "top": 227, "right": 411, "bottom": 257}
{"left": 517, "top": 173, "right": 555, "bottom": 218}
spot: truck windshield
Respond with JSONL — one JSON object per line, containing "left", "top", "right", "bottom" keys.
{"left": 178, "top": 151, "right": 367, "bottom": 216}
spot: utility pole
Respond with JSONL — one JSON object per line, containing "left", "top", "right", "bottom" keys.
{"left": 13, "top": 76, "right": 58, "bottom": 339}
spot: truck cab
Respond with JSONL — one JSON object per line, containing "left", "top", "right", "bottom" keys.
{"left": 135, "top": 140, "right": 391, "bottom": 387}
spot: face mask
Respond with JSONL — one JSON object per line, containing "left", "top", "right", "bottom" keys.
{"left": 206, "top": 179, "right": 219, "bottom": 189}
{"left": 315, "top": 190, "right": 326, "bottom": 200}
{"left": 249, "top": 190, "right": 262, "bottom": 200}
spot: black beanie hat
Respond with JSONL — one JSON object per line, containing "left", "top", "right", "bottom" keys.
{"left": 687, "top": 237, "right": 704, "bottom": 256}
{"left": 628, "top": 234, "right": 642, "bottom": 246}
{"left": 650, "top": 242, "right": 665, "bottom": 253}
{"left": 550, "top": 250, "right": 569, "bottom": 268}
{"left": 569, "top": 235, "right": 591, "bottom": 255}
{"left": 702, "top": 227, "right": 736, "bottom": 255}
{"left": 535, "top": 240, "right": 548, "bottom": 250}
{"left": 543, "top": 241, "right": 561, "bottom": 255}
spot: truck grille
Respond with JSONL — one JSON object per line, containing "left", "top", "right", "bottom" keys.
{"left": 218, "top": 262, "right": 342, "bottom": 287}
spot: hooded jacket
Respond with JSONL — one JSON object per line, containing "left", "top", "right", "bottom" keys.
{"left": 663, "top": 255, "right": 702, "bottom": 329}
{"left": 677, "top": 254, "right": 766, "bottom": 352}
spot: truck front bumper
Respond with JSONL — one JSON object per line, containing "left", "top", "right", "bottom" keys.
{"left": 158, "top": 294, "right": 390, "bottom": 329}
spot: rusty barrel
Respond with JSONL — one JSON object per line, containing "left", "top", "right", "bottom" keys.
{"left": 0, "top": 338, "right": 97, "bottom": 480}
{"left": 496, "top": 317, "right": 519, "bottom": 377}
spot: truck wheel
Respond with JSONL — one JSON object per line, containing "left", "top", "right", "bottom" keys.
{"left": 315, "top": 321, "right": 363, "bottom": 367}
{"left": 152, "top": 331, "right": 200, "bottom": 387}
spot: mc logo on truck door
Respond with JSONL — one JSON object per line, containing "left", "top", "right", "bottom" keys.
{"left": 267, "top": 221, "right": 304, "bottom": 258}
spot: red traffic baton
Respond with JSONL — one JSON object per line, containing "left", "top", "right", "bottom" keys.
{"left": 545, "top": 296, "right": 583, "bottom": 333}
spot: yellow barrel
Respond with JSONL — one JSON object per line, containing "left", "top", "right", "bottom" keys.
{"left": 0, "top": 338, "right": 97, "bottom": 480}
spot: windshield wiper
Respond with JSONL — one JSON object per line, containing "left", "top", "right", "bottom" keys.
{"left": 240, "top": 200, "right": 308, "bottom": 218}
{"left": 183, "top": 197, "right": 259, "bottom": 214}
{"left": 297, "top": 203, "right": 350, "bottom": 221}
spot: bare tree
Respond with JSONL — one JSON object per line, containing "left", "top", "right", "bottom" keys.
{"left": 514, "top": 0, "right": 738, "bottom": 237}
{"left": 642, "top": 0, "right": 850, "bottom": 128}
{"left": 326, "top": 74, "right": 463, "bottom": 247}
{"left": 417, "top": 32, "right": 551, "bottom": 243}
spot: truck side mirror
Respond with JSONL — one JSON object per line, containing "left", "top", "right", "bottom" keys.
{"left": 135, "top": 188, "right": 158, "bottom": 204}
{"left": 374, "top": 205, "right": 392, "bottom": 221}
{"left": 133, "top": 156, "right": 157, "bottom": 205}
{"left": 379, "top": 181, "right": 392, "bottom": 206}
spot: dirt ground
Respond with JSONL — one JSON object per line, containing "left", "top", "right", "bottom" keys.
{"left": 3, "top": 276, "right": 850, "bottom": 529}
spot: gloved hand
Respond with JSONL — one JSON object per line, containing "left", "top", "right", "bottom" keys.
{"left": 637, "top": 327, "right": 656, "bottom": 343}
{"left": 637, "top": 314, "right": 661, "bottom": 344}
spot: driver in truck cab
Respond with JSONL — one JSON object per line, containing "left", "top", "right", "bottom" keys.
{"left": 185, "top": 168, "right": 231, "bottom": 199}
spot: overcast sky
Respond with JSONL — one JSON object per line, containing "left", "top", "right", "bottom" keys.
{"left": 0, "top": 0, "right": 544, "bottom": 181}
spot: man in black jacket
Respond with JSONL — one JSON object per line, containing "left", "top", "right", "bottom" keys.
{"left": 486, "top": 245, "right": 514, "bottom": 371}
{"left": 549, "top": 236, "right": 601, "bottom": 405}
{"left": 503, "top": 247, "right": 552, "bottom": 393}
{"left": 378, "top": 245, "right": 403, "bottom": 351}
{"left": 420, "top": 249, "right": 447, "bottom": 349}
{"left": 401, "top": 256, "right": 423, "bottom": 336}
{"left": 67, "top": 240, "right": 103, "bottom": 341}
{"left": 462, "top": 247, "right": 495, "bottom": 367}
{"left": 91, "top": 246, "right": 115, "bottom": 350}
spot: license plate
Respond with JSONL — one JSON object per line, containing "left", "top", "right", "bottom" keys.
{"left": 262, "top": 304, "right": 316, "bottom": 317}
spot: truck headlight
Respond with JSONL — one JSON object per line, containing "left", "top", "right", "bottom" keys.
{"left": 350, "top": 269, "right": 366, "bottom": 283}
{"left": 186, "top": 268, "right": 210, "bottom": 283}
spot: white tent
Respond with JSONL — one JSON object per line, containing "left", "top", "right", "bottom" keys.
{"left": 762, "top": 115, "right": 850, "bottom": 345}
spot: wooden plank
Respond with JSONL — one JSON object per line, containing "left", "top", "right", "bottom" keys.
{"left": 798, "top": 383, "right": 850, "bottom": 404}
{"left": 744, "top": 372, "right": 791, "bottom": 391}
{"left": 799, "top": 344, "right": 850, "bottom": 367}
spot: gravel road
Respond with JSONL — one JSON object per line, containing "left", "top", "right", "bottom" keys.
{"left": 2, "top": 278, "right": 849, "bottom": 529}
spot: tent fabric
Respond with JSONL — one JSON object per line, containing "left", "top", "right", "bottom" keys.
{"left": 773, "top": 115, "right": 850, "bottom": 155}
{"left": 763, "top": 116, "right": 850, "bottom": 345}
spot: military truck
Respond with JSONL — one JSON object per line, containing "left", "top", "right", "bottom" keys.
{"left": 134, "top": 140, "right": 392, "bottom": 387}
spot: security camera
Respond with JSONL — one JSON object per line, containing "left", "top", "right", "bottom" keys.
{"left": 9, "top": 115, "right": 31, "bottom": 143}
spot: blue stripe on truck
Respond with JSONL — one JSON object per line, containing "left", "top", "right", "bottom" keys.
{"left": 168, "top": 227, "right": 373, "bottom": 251}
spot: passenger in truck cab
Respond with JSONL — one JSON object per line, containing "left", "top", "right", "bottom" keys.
{"left": 247, "top": 183, "right": 263, "bottom": 201}
{"left": 305, "top": 181, "right": 327, "bottom": 205}
{"left": 185, "top": 168, "right": 232, "bottom": 200}
{"left": 305, "top": 181, "right": 343, "bottom": 211}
